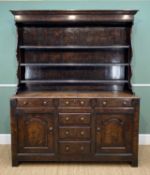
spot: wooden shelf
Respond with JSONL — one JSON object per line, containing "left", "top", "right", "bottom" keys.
{"left": 20, "top": 63, "right": 130, "bottom": 67}
{"left": 19, "top": 45, "right": 130, "bottom": 50}
{"left": 20, "top": 79, "right": 128, "bottom": 84}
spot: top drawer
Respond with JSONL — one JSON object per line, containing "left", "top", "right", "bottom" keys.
{"left": 17, "top": 98, "right": 54, "bottom": 107}
{"left": 96, "top": 98, "right": 133, "bottom": 107}
{"left": 59, "top": 99, "right": 91, "bottom": 107}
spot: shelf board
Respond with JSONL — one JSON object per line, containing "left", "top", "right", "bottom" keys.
{"left": 19, "top": 45, "right": 130, "bottom": 50}
{"left": 20, "top": 63, "right": 129, "bottom": 67}
{"left": 20, "top": 80, "right": 128, "bottom": 84}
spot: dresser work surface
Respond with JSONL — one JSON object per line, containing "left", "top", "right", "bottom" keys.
{"left": 12, "top": 91, "right": 139, "bottom": 98}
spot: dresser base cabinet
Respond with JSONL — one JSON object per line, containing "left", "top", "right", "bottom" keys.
{"left": 10, "top": 93, "right": 139, "bottom": 167}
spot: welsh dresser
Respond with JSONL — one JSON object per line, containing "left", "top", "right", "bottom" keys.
{"left": 10, "top": 10, "right": 140, "bottom": 166}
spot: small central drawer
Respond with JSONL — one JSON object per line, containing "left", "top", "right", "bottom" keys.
{"left": 59, "top": 127, "right": 90, "bottom": 140}
{"left": 17, "top": 98, "right": 53, "bottom": 107}
{"left": 59, "top": 141, "right": 91, "bottom": 154}
{"left": 59, "top": 98, "right": 90, "bottom": 107}
{"left": 59, "top": 113, "right": 91, "bottom": 125}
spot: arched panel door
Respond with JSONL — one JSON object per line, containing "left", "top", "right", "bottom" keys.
{"left": 17, "top": 109, "right": 55, "bottom": 154}
{"left": 95, "top": 113, "right": 133, "bottom": 153}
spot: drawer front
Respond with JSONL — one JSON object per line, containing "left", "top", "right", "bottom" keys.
{"left": 96, "top": 99, "right": 133, "bottom": 107}
{"left": 17, "top": 98, "right": 54, "bottom": 107}
{"left": 59, "top": 141, "right": 91, "bottom": 154}
{"left": 59, "top": 113, "right": 91, "bottom": 125}
{"left": 59, "top": 127, "right": 90, "bottom": 139}
{"left": 59, "top": 98, "right": 90, "bottom": 107}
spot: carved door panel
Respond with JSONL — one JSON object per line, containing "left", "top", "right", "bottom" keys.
{"left": 95, "top": 112, "right": 133, "bottom": 153}
{"left": 17, "top": 109, "right": 55, "bottom": 153}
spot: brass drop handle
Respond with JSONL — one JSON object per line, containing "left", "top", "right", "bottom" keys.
{"left": 43, "top": 101, "right": 48, "bottom": 105}
{"left": 123, "top": 101, "right": 127, "bottom": 105}
{"left": 49, "top": 126, "right": 53, "bottom": 131}
{"left": 97, "top": 127, "right": 101, "bottom": 131}
{"left": 80, "top": 131, "right": 85, "bottom": 135}
{"left": 102, "top": 101, "right": 107, "bottom": 106}
{"left": 23, "top": 101, "right": 28, "bottom": 105}
{"left": 65, "top": 101, "right": 69, "bottom": 105}
{"left": 65, "top": 130, "right": 70, "bottom": 135}
{"left": 80, "top": 146, "right": 84, "bottom": 151}
{"left": 65, "top": 117, "right": 70, "bottom": 121}
{"left": 65, "top": 146, "right": 70, "bottom": 151}
{"left": 80, "top": 117, "right": 84, "bottom": 121}
{"left": 80, "top": 101, "right": 85, "bottom": 105}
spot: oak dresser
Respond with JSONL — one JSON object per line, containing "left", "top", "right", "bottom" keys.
{"left": 10, "top": 10, "right": 140, "bottom": 167}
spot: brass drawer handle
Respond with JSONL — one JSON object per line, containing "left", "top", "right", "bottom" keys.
{"left": 65, "top": 130, "right": 69, "bottom": 135}
{"left": 80, "top": 146, "right": 84, "bottom": 151}
{"left": 43, "top": 101, "right": 48, "bottom": 105}
{"left": 80, "top": 101, "right": 85, "bottom": 105}
{"left": 23, "top": 101, "right": 28, "bottom": 105}
{"left": 97, "top": 127, "right": 101, "bottom": 131}
{"left": 49, "top": 126, "right": 53, "bottom": 131}
{"left": 65, "top": 101, "right": 69, "bottom": 105}
{"left": 80, "top": 117, "right": 84, "bottom": 121}
{"left": 102, "top": 101, "right": 107, "bottom": 106}
{"left": 65, "top": 117, "right": 70, "bottom": 121}
{"left": 80, "top": 131, "right": 85, "bottom": 135}
{"left": 123, "top": 101, "right": 127, "bottom": 105}
{"left": 65, "top": 146, "right": 70, "bottom": 151}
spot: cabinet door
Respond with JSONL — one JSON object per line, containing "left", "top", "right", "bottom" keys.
{"left": 95, "top": 112, "right": 133, "bottom": 153}
{"left": 17, "top": 109, "right": 55, "bottom": 153}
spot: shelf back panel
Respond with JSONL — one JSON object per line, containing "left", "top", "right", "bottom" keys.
{"left": 24, "top": 83, "right": 129, "bottom": 92}
{"left": 21, "top": 27, "right": 129, "bottom": 46}
{"left": 22, "top": 50, "right": 129, "bottom": 64}
{"left": 23, "top": 66, "right": 127, "bottom": 80}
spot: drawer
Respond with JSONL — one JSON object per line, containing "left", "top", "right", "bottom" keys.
{"left": 59, "top": 113, "right": 91, "bottom": 125}
{"left": 17, "top": 98, "right": 54, "bottom": 107}
{"left": 59, "top": 141, "right": 91, "bottom": 154}
{"left": 59, "top": 98, "right": 90, "bottom": 107}
{"left": 59, "top": 127, "right": 90, "bottom": 140}
{"left": 96, "top": 99, "right": 133, "bottom": 107}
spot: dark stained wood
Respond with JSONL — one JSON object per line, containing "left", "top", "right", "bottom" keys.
{"left": 59, "top": 126, "right": 91, "bottom": 140}
{"left": 58, "top": 141, "right": 91, "bottom": 155}
{"left": 59, "top": 113, "right": 91, "bottom": 125}
{"left": 17, "top": 109, "right": 55, "bottom": 153}
{"left": 10, "top": 10, "right": 139, "bottom": 167}
{"left": 95, "top": 113, "right": 133, "bottom": 153}
{"left": 12, "top": 10, "right": 137, "bottom": 92}
{"left": 19, "top": 45, "right": 129, "bottom": 50}
{"left": 23, "top": 50, "right": 128, "bottom": 64}
{"left": 10, "top": 99, "right": 19, "bottom": 166}
{"left": 21, "top": 66, "right": 127, "bottom": 81}
{"left": 22, "top": 27, "right": 128, "bottom": 46}
{"left": 11, "top": 10, "right": 137, "bottom": 25}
